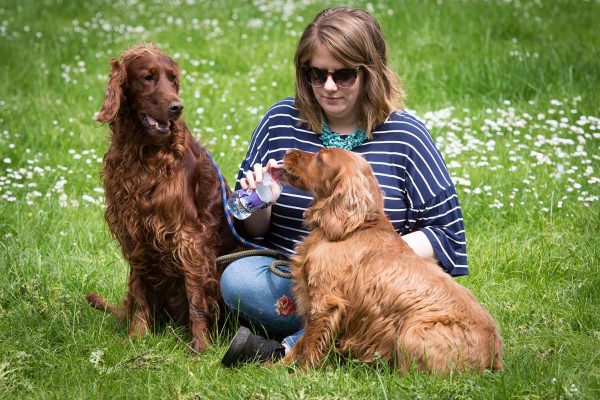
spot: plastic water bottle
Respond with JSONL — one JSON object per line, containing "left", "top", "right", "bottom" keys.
{"left": 227, "top": 172, "right": 281, "bottom": 220}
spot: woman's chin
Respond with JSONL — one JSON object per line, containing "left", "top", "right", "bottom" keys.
{"left": 321, "top": 106, "right": 348, "bottom": 120}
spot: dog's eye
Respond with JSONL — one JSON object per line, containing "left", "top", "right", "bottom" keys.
{"left": 143, "top": 74, "right": 154, "bottom": 81}
{"left": 169, "top": 75, "right": 177, "bottom": 83}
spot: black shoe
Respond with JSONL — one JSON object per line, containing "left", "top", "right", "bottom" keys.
{"left": 221, "top": 326, "right": 285, "bottom": 367}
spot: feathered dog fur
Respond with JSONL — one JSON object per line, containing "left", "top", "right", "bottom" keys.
{"left": 86, "top": 45, "right": 237, "bottom": 352}
{"left": 278, "top": 148, "right": 503, "bottom": 372}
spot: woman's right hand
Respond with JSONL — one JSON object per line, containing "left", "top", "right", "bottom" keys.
{"left": 239, "top": 159, "right": 283, "bottom": 203}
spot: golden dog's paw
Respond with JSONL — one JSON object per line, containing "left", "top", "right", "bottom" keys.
{"left": 279, "top": 352, "right": 296, "bottom": 365}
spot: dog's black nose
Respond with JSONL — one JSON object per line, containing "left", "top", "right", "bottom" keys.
{"left": 169, "top": 101, "right": 183, "bottom": 116}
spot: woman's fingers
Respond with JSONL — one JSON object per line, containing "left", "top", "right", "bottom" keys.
{"left": 266, "top": 159, "right": 279, "bottom": 172}
{"left": 253, "top": 163, "right": 263, "bottom": 186}
{"left": 239, "top": 177, "right": 249, "bottom": 190}
{"left": 240, "top": 159, "right": 281, "bottom": 190}
{"left": 244, "top": 169, "right": 256, "bottom": 189}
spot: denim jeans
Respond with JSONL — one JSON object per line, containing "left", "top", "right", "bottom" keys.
{"left": 220, "top": 256, "right": 304, "bottom": 349}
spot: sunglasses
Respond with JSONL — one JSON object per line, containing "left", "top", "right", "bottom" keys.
{"left": 303, "top": 66, "right": 360, "bottom": 88}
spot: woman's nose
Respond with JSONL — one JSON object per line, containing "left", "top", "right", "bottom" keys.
{"left": 323, "top": 75, "right": 337, "bottom": 91}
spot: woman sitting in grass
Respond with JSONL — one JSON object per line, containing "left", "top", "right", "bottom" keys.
{"left": 220, "top": 6, "right": 467, "bottom": 367}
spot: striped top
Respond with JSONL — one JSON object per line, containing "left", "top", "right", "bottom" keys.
{"left": 236, "top": 98, "right": 468, "bottom": 276}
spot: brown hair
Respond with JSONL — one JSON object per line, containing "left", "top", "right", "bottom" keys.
{"left": 293, "top": 7, "right": 404, "bottom": 138}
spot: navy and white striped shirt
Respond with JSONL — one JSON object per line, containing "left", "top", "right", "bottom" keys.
{"left": 236, "top": 98, "right": 468, "bottom": 276}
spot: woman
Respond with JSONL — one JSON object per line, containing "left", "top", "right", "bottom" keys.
{"left": 220, "top": 7, "right": 467, "bottom": 367}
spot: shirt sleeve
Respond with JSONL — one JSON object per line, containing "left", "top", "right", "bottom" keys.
{"left": 406, "top": 187, "right": 468, "bottom": 276}
{"left": 400, "top": 117, "right": 468, "bottom": 276}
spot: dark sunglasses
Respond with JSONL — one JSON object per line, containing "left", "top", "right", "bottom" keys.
{"left": 303, "top": 66, "right": 360, "bottom": 88}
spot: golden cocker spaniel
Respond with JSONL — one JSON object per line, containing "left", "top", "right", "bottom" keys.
{"left": 278, "top": 148, "right": 503, "bottom": 373}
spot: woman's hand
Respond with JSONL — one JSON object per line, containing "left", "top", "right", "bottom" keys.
{"left": 239, "top": 159, "right": 283, "bottom": 203}
{"left": 238, "top": 159, "right": 284, "bottom": 238}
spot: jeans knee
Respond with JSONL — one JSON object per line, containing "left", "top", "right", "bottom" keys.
{"left": 220, "top": 256, "right": 275, "bottom": 309}
{"left": 219, "top": 256, "right": 302, "bottom": 335}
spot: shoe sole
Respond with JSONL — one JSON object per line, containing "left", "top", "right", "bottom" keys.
{"left": 221, "top": 326, "right": 251, "bottom": 367}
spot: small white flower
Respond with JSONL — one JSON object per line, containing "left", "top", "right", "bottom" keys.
{"left": 89, "top": 349, "right": 105, "bottom": 368}
{"left": 82, "top": 194, "right": 96, "bottom": 204}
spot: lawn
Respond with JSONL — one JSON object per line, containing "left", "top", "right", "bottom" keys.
{"left": 0, "top": 0, "right": 598, "bottom": 399}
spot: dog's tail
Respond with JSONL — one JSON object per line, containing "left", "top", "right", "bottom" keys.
{"left": 490, "top": 335, "right": 504, "bottom": 371}
{"left": 85, "top": 292, "right": 127, "bottom": 322}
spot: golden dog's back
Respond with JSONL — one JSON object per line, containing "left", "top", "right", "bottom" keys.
{"left": 309, "top": 221, "right": 503, "bottom": 373}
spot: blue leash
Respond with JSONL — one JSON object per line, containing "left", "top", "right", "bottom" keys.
{"left": 207, "top": 153, "right": 292, "bottom": 278}
{"left": 207, "top": 153, "right": 271, "bottom": 251}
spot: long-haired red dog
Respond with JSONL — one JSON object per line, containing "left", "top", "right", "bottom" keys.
{"left": 86, "top": 45, "right": 236, "bottom": 353}
{"left": 279, "top": 148, "right": 503, "bottom": 372}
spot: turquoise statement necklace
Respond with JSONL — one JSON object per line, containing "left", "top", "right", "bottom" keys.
{"left": 320, "top": 121, "right": 367, "bottom": 150}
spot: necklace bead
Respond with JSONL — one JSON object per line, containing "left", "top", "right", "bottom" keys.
{"left": 319, "top": 121, "right": 367, "bottom": 150}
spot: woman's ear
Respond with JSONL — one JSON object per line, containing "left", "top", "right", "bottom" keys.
{"left": 97, "top": 60, "right": 126, "bottom": 123}
{"left": 306, "top": 171, "right": 379, "bottom": 241}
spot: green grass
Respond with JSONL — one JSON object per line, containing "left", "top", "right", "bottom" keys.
{"left": 0, "top": 0, "right": 598, "bottom": 398}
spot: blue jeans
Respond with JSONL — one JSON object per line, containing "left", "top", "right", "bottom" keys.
{"left": 220, "top": 256, "right": 304, "bottom": 349}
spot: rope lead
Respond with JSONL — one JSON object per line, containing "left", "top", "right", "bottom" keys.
{"left": 216, "top": 250, "right": 293, "bottom": 279}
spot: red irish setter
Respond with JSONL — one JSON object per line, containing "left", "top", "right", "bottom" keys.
{"left": 278, "top": 149, "right": 503, "bottom": 372}
{"left": 86, "top": 45, "right": 237, "bottom": 353}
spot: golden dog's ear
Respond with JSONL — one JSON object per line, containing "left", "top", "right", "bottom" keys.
{"left": 97, "top": 60, "right": 126, "bottom": 123}
{"left": 305, "top": 171, "right": 380, "bottom": 241}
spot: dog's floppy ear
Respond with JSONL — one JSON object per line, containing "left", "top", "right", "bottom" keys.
{"left": 305, "top": 170, "right": 380, "bottom": 241}
{"left": 97, "top": 60, "right": 126, "bottom": 123}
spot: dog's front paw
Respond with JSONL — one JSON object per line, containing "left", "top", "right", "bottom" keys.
{"left": 129, "top": 318, "right": 149, "bottom": 339}
{"left": 190, "top": 335, "right": 209, "bottom": 353}
{"left": 280, "top": 352, "right": 296, "bottom": 365}
{"left": 279, "top": 351, "right": 313, "bottom": 370}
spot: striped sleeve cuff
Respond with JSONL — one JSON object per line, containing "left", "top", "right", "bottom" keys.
{"left": 406, "top": 186, "right": 468, "bottom": 276}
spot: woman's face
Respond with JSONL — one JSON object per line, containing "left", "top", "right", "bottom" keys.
{"left": 309, "top": 44, "right": 362, "bottom": 127}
